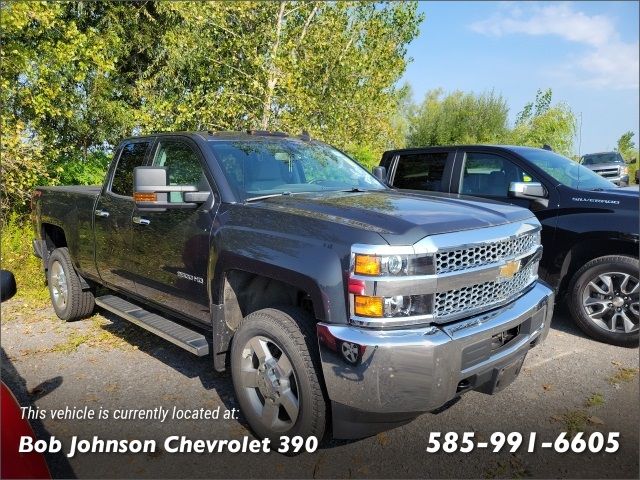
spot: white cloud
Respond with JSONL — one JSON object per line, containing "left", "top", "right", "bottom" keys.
{"left": 470, "top": 3, "right": 639, "bottom": 90}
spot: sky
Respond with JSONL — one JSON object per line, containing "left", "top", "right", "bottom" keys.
{"left": 401, "top": 1, "right": 639, "bottom": 155}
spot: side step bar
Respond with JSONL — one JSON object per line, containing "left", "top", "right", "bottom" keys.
{"left": 95, "top": 295, "right": 209, "bottom": 356}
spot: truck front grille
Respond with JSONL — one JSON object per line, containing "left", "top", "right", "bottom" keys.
{"left": 435, "top": 262, "right": 536, "bottom": 319}
{"left": 435, "top": 232, "right": 538, "bottom": 275}
{"left": 598, "top": 168, "right": 619, "bottom": 178}
{"left": 349, "top": 222, "right": 542, "bottom": 328}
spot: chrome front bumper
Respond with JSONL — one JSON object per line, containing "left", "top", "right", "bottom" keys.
{"left": 318, "top": 281, "right": 554, "bottom": 414}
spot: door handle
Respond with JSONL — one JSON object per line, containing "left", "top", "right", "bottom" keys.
{"left": 132, "top": 216, "right": 151, "bottom": 226}
{"left": 95, "top": 209, "right": 110, "bottom": 218}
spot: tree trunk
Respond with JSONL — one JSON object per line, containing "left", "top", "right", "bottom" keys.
{"left": 261, "top": 2, "right": 286, "bottom": 130}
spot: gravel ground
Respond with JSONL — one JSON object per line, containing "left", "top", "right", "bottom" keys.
{"left": 1, "top": 298, "right": 638, "bottom": 479}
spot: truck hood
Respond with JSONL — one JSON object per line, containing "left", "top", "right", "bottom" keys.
{"left": 253, "top": 189, "right": 535, "bottom": 245}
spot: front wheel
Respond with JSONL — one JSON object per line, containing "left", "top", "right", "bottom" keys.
{"left": 230, "top": 307, "right": 327, "bottom": 443}
{"left": 568, "top": 255, "right": 639, "bottom": 347}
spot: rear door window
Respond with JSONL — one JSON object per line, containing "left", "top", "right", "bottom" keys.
{"left": 392, "top": 152, "right": 448, "bottom": 191}
{"left": 111, "top": 142, "right": 150, "bottom": 197}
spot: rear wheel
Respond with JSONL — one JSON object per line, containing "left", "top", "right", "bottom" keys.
{"left": 230, "top": 307, "right": 327, "bottom": 443}
{"left": 568, "top": 255, "right": 639, "bottom": 347}
{"left": 47, "top": 247, "right": 95, "bottom": 321}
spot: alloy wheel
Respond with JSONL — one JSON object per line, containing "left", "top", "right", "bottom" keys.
{"left": 581, "top": 271, "right": 639, "bottom": 334}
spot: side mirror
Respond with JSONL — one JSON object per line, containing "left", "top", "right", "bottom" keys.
{"left": 133, "top": 167, "right": 209, "bottom": 211}
{"left": 372, "top": 166, "right": 387, "bottom": 184}
{"left": 509, "top": 182, "right": 548, "bottom": 206}
{"left": 1, "top": 270, "right": 17, "bottom": 302}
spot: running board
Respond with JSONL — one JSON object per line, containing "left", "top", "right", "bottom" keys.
{"left": 95, "top": 295, "right": 209, "bottom": 356}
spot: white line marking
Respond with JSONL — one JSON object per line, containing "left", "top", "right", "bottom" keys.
{"left": 526, "top": 349, "right": 583, "bottom": 370}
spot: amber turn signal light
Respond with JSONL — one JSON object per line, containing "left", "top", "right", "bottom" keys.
{"left": 354, "top": 254, "right": 381, "bottom": 275}
{"left": 354, "top": 295, "right": 383, "bottom": 317}
{"left": 134, "top": 192, "right": 157, "bottom": 202}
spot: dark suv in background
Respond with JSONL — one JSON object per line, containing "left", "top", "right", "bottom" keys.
{"left": 581, "top": 151, "right": 629, "bottom": 186}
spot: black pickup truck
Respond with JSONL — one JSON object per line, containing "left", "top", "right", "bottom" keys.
{"left": 33, "top": 131, "right": 555, "bottom": 441}
{"left": 378, "top": 145, "right": 639, "bottom": 346}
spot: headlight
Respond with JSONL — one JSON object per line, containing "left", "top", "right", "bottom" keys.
{"left": 353, "top": 253, "right": 433, "bottom": 276}
{"left": 621, "top": 166, "right": 629, "bottom": 175}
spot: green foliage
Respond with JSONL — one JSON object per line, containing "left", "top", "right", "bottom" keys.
{"left": 615, "top": 132, "right": 638, "bottom": 180}
{"left": 0, "top": 217, "right": 49, "bottom": 304}
{"left": 616, "top": 131, "right": 636, "bottom": 157}
{"left": 1, "top": 120, "right": 50, "bottom": 215}
{"left": 406, "top": 88, "right": 577, "bottom": 157}
{"left": 345, "top": 144, "right": 379, "bottom": 171}
{"left": 407, "top": 89, "right": 509, "bottom": 147}
{"left": 2, "top": 1, "right": 422, "bottom": 219}
{"left": 1, "top": 1, "right": 132, "bottom": 217}
{"left": 139, "top": 1, "right": 422, "bottom": 160}
{"left": 51, "top": 152, "right": 111, "bottom": 186}
{"left": 509, "top": 89, "right": 576, "bottom": 156}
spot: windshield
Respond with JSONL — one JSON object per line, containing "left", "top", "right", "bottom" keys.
{"left": 514, "top": 148, "right": 617, "bottom": 190}
{"left": 209, "top": 139, "right": 385, "bottom": 200}
{"left": 581, "top": 152, "right": 625, "bottom": 165}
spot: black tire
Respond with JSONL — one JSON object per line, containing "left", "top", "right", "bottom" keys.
{"left": 230, "top": 307, "right": 327, "bottom": 444}
{"left": 568, "top": 255, "right": 639, "bottom": 347}
{"left": 47, "top": 247, "right": 95, "bottom": 321}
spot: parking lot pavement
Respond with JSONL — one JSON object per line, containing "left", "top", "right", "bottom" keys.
{"left": 2, "top": 300, "right": 638, "bottom": 479}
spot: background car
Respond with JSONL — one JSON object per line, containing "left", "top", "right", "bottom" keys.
{"left": 580, "top": 151, "right": 629, "bottom": 186}
{"left": 378, "top": 145, "right": 639, "bottom": 347}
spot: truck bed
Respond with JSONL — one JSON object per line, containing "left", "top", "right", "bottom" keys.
{"left": 34, "top": 185, "right": 102, "bottom": 276}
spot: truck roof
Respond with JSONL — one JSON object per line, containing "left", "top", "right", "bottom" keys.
{"left": 383, "top": 145, "right": 545, "bottom": 155}
{"left": 119, "top": 130, "right": 312, "bottom": 143}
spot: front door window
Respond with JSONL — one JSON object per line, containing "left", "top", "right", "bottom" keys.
{"left": 461, "top": 152, "right": 538, "bottom": 199}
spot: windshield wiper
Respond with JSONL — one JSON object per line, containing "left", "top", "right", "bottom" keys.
{"left": 245, "top": 192, "right": 292, "bottom": 202}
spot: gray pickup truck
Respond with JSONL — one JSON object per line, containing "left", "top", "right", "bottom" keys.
{"left": 581, "top": 151, "right": 630, "bottom": 186}
{"left": 32, "top": 131, "right": 554, "bottom": 441}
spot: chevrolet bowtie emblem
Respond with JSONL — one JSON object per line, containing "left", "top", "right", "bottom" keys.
{"left": 499, "top": 260, "right": 521, "bottom": 280}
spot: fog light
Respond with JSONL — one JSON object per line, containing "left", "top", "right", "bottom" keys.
{"left": 354, "top": 295, "right": 383, "bottom": 317}
{"left": 383, "top": 295, "right": 411, "bottom": 317}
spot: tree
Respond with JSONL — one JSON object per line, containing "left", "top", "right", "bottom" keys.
{"left": 1, "top": 1, "right": 141, "bottom": 214}
{"left": 508, "top": 89, "right": 576, "bottom": 156}
{"left": 1, "top": 1, "right": 423, "bottom": 217}
{"left": 616, "top": 131, "right": 635, "bottom": 153}
{"left": 406, "top": 89, "right": 510, "bottom": 147}
{"left": 138, "top": 2, "right": 423, "bottom": 161}
{"left": 616, "top": 131, "right": 637, "bottom": 160}
{"left": 404, "top": 87, "right": 577, "bottom": 157}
